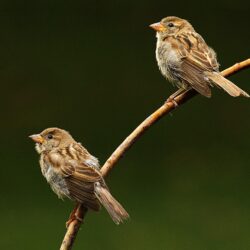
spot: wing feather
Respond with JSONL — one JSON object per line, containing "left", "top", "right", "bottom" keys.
{"left": 171, "top": 33, "right": 220, "bottom": 97}
{"left": 58, "top": 147, "right": 102, "bottom": 211}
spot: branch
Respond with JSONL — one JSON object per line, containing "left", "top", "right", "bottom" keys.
{"left": 60, "top": 205, "right": 87, "bottom": 250}
{"left": 101, "top": 58, "right": 250, "bottom": 176}
{"left": 60, "top": 58, "right": 250, "bottom": 250}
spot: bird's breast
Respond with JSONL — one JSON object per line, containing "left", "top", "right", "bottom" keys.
{"left": 156, "top": 39, "right": 180, "bottom": 82}
{"left": 40, "top": 155, "right": 70, "bottom": 199}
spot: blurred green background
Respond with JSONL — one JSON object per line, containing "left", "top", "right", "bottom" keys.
{"left": 1, "top": 0, "right": 250, "bottom": 249}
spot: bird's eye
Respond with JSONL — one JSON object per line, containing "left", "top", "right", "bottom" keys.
{"left": 47, "top": 134, "right": 53, "bottom": 139}
{"left": 168, "top": 23, "right": 174, "bottom": 27}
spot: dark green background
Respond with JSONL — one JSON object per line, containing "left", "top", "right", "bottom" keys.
{"left": 1, "top": 0, "right": 250, "bottom": 249}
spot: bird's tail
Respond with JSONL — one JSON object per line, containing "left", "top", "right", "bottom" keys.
{"left": 205, "top": 72, "right": 249, "bottom": 97}
{"left": 94, "top": 182, "right": 129, "bottom": 224}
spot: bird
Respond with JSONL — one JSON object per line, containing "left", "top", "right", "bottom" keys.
{"left": 29, "top": 127, "right": 129, "bottom": 225}
{"left": 149, "top": 16, "right": 249, "bottom": 99}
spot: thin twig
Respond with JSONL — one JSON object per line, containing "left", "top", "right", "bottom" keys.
{"left": 60, "top": 205, "right": 87, "bottom": 250}
{"left": 60, "top": 58, "right": 250, "bottom": 250}
{"left": 101, "top": 89, "right": 197, "bottom": 177}
{"left": 101, "top": 58, "right": 250, "bottom": 177}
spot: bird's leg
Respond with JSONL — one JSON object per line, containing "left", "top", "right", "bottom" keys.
{"left": 166, "top": 88, "right": 190, "bottom": 107}
{"left": 66, "top": 203, "right": 83, "bottom": 228}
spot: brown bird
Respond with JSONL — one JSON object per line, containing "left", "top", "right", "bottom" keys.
{"left": 150, "top": 16, "right": 249, "bottom": 99}
{"left": 29, "top": 127, "right": 129, "bottom": 225}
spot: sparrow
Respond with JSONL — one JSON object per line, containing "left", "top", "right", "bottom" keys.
{"left": 150, "top": 16, "right": 249, "bottom": 98}
{"left": 29, "top": 127, "right": 129, "bottom": 225}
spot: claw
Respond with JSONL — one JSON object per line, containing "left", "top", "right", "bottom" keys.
{"left": 66, "top": 214, "right": 83, "bottom": 228}
{"left": 66, "top": 218, "right": 74, "bottom": 228}
{"left": 166, "top": 97, "right": 178, "bottom": 107}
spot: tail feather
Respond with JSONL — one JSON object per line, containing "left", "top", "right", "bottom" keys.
{"left": 205, "top": 72, "right": 249, "bottom": 97}
{"left": 94, "top": 182, "right": 129, "bottom": 224}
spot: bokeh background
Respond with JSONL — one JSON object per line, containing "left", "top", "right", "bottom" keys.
{"left": 1, "top": 0, "right": 250, "bottom": 249}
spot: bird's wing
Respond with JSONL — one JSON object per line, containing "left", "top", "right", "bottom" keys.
{"left": 177, "top": 32, "right": 219, "bottom": 71}
{"left": 59, "top": 145, "right": 102, "bottom": 211}
{"left": 168, "top": 33, "right": 219, "bottom": 97}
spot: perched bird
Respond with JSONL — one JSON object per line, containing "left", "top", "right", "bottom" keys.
{"left": 150, "top": 16, "right": 249, "bottom": 99}
{"left": 29, "top": 127, "right": 129, "bottom": 225}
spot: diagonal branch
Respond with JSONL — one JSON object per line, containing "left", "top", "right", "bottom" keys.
{"left": 60, "top": 58, "right": 250, "bottom": 250}
{"left": 101, "top": 58, "right": 250, "bottom": 176}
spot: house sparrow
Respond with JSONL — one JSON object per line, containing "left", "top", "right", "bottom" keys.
{"left": 150, "top": 16, "right": 249, "bottom": 98}
{"left": 29, "top": 127, "right": 129, "bottom": 225}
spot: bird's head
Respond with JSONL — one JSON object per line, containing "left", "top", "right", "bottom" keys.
{"left": 29, "top": 127, "right": 74, "bottom": 153}
{"left": 149, "top": 16, "right": 194, "bottom": 40}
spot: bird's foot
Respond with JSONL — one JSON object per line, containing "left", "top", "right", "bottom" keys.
{"left": 166, "top": 88, "right": 188, "bottom": 107}
{"left": 165, "top": 97, "right": 178, "bottom": 107}
{"left": 66, "top": 204, "right": 83, "bottom": 228}
{"left": 66, "top": 214, "right": 83, "bottom": 228}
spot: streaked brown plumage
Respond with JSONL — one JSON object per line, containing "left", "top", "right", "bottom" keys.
{"left": 29, "top": 127, "right": 129, "bottom": 225}
{"left": 150, "top": 16, "right": 249, "bottom": 98}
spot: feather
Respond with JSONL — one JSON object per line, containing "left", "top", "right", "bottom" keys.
{"left": 205, "top": 72, "right": 250, "bottom": 97}
{"left": 179, "top": 59, "right": 212, "bottom": 97}
{"left": 37, "top": 129, "right": 129, "bottom": 224}
{"left": 94, "top": 182, "right": 129, "bottom": 224}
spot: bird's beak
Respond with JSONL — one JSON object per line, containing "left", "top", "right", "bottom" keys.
{"left": 29, "top": 134, "right": 44, "bottom": 144}
{"left": 149, "top": 22, "right": 166, "bottom": 32}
